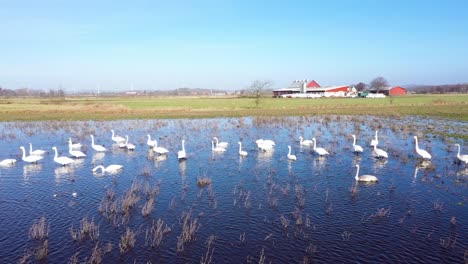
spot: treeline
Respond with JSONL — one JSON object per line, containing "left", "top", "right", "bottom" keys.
{"left": 409, "top": 84, "right": 468, "bottom": 94}
{"left": 0, "top": 87, "right": 65, "bottom": 97}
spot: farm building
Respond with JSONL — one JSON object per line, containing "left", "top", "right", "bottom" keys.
{"left": 370, "top": 86, "right": 407, "bottom": 96}
{"left": 273, "top": 80, "right": 350, "bottom": 98}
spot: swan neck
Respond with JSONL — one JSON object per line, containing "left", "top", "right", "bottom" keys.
{"left": 21, "top": 147, "right": 26, "bottom": 158}
{"left": 352, "top": 135, "right": 356, "bottom": 145}
{"left": 355, "top": 166, "right": 360, "bottom": 180}
{"left": 456, "top": 145, "right": 460, "bottom": 156}
{"left": 239, "top": 143, "right": 242, "bottom": 152}
{"left": 29, "top": 143, "right": 33, "bottom": 153}
{"left": 53, "top": 148, "right": 58, "bottom": 159}
{"left": 313, "top": 139, "right": 316, "bottom": 149}
{"left": 414, "top": 137, "right": 419, "bottom": 150}
{"left": 288, "top": 146, "right": 291, "bottom": 155}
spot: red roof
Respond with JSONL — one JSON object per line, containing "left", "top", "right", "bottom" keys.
{"left": 307, "top": 80, "right": 320, "bottom": 88}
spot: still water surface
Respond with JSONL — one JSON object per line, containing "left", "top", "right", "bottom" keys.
{"left": 0, "top": 116, "right": 466, "bottom": 263}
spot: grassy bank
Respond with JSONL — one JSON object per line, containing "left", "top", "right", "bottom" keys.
{"left": 0, "top": 94, "right": 467, "bottom": 121}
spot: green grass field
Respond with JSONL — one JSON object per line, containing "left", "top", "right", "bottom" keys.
{"left": 0, "top": 94, "right": 467, "bottom": 121}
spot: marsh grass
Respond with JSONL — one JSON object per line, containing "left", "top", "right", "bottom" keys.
{"left": 29, "top": 216, "right": 49, "bottom": 241}
{"left": 119, "top": 228, "right": 136, "bottom": 254}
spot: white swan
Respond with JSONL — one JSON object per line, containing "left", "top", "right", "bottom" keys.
{"left": 256, "top": 139, "right": 275, "bottom": 146}
{"left": 29, "top": 143, "right": 47, "bottom": 156}
{"left": 355, "top": 164, "right": 378, "bottom": 182}
{"left": 370, "top": 130, "right": 379, "bottom": 147}
{"left": 0, "top": 159, "right": 16, "bottom": 166}
{"left": 92, "top": 164, "right": 123, "bottom": 173}
{"left": 287, "top": 146, "right": 297, "bottom": 160}
{"left": 257, "top": 141, "right": 274, "bottom": 152}
{"left": 147, "top": 134, "right": 157, "bottom": 148}
{"left": 68, "top": 138, "right": 82, "bottom": 150}
{"left": 90, "top": 135, "right": 107, "bottom": 152}
{"left": 373, "top": 144, "right": 388, "bottom": 159}
{"left": 299, "top": 136, "right": 313, "bottom": 146}
{"left": 124, "top": 135, "right": 135, "bottom": 150}
{"left": 153, "top": 140, "right": 169, "bottom": 155}
{"left": 52, "top": 146, "right": 75, "bottom": 166}
{"left": 238, "top": 142, "right": 248, "bottom": 156}
{"left": 68, "top": 139, "right": 86, "bottom": 158}
{"left": 178, "top": 139, "right": 187, "bottom": 160}
{"left": 20, "top": 146, "right": 44, "bottom": 163}
{"left": 111, "top": 129, "right": 125, "bottom": 143}
{"left": 414, "top": 136, "right": 431, "bottom": 160}
{"left": 211, "top": 140, "right": 226, "bottom": 152}
{"left": 312, "top": 138, "right": 329, "bottom": 156}
{"left": 213, "top": 137, "right": 229, "bottom": 149}
{"left": 454, "top": 144, "right": 468, "bottom": 164}
{"left": 351, "top": 135, "right": 363, "bottom": 153}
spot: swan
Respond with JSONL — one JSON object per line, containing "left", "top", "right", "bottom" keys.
{"left": 90, "top": 135, "right": 107, "bottom": 152}
{"left": 287, "top": 146, "right": 297, "bottom": 160}
{"left": 454, "top": 144, "right": 468, "bottom": 164}
{"left": 373, "top": 144, "right": 388, "bottom": 159}
{"left": 52, "top": 146, "right": 75, "bottom": 166}
{"left": 92, "top": 164, "right": 123, "bottom": 173}
{"left": 370, "top": 130, "right": 379, "bottom": 147}
{"left": 238, "top": 142, "right": 248, "bottom": 156}
{"left": 111, "top": 129, "right": 125, "bottom": 143}
{"left": 211, "top": 140, "right": 226, "bottom": 152}
{"left": 213, "top": 137, "right": 229, "bottom": 149}
{"left": 355, "top": 164, "right": 378, "bottom": 182}
{"left": 257, "top": 141, "right": 274, "bottom": 152}
{"left": 0, "top": 159, "right": 16, "bottom": 166}
{"left": 351, "top": 135, "right": 363, "bottom": 153}
{"left": 256, "top": 139, "right": 275, "bottom": 146}
{"left": 20, "top": 146, "right": 44, "bottom": 163}
{"left": 68, "top": 138, "right": 82, "bottom": 150}
{"left": 153, "top": 140, "right": 169, "bottom": 155}
{"left": 178, "top": 139, "right": 187, "bottom": 160}
{"left": 147, "top": 134, "right": 157, "bottom": 148}
{"left": 414, "top": 136, "right": 431, "bottom": 160}
{"left": 312, "top": 138, "right": 329, "bottom": 156}
{"left": 68, "top": 139, "right": 86, "bottom": 158}
{"left": 124, "top": 135, "right": 136, "bottom": 150}
{"left": 29, "top": 143, "right": 47, "bottom": 156}
{"left": 299, "top": 136, "right": 313, "bottom": 146}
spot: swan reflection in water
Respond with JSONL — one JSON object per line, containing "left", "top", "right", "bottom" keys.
{"left": 92, "top": 152, "right": 105, "bottom": 164}
{"left": 179, "top": 159, "right": 187, "bottom": 180}
{"left": 413, "top": 160, "right": 432, "bottom": 183}
{"left": 55, "top": 166, "right": 74, "bottom": 183}
{"left": 23, "top": 163, "right": 43, "bottom": 181}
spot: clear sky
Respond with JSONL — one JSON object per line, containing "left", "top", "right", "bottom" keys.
{"left": 1, "top": 0, "right": 468, "bottom": 91}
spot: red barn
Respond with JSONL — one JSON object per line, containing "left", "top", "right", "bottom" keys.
{"left": 388, "top": 86, "right": 407, "bottom": 96}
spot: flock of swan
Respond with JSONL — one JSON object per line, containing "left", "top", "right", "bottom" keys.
{"left": 1, "top": 129, "right": 467, "bottom": 181}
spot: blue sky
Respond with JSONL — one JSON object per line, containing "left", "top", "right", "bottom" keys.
{"left": 1, "top": 0, "right": 468, "bottom": 91}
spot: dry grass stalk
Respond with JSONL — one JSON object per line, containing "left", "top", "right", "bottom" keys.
{"left": 89, "top": 242, "right": 103, "bottom": 264}
{"left": 29, "top": 216, "right": 49, "bottom": 241}
{"left": 145, "top": 219, "right": 171, "bottom": 248}
{"left": 141, "top": 197, "right": 155, "bottom": 217}
{"left": 200, "top": 235, "right": 216, "bottom": 264}
{"left": 70, "top": 217, "right": 100, "bottom": 241}
{"left": 279, "top": 215, "right": 290, "bottom": 230}
{"left": 433, "top": 199, "right": 444, "bottom": 212}
{"left": 197, "top": 176, "right": 212, "bottom": 187}
{"left": 119, "top": 227, "right": 136, "bottom": 254}
{"left": 440, "top": 236, "right": 457, "bottom": 249}
{"left": 35, "top": 239, "right": 48, "bottom": 260}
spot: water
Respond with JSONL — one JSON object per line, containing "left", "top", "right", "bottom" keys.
{"left": 0, "top": 116, "right": 466, "bottom": 263}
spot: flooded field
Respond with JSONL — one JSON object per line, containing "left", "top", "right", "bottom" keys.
{"left": 0, "top": 116, "right": 466, "bottom": 263}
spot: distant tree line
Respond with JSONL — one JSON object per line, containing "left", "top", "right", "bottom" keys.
{"left": 0, "top": 87, "right": 65, "bottom": 97}
{"left": 409, "top": 84, "right": 468, "bottom": 94}
{"left": 352, "top": 77, "right": 468, "bottom": 94}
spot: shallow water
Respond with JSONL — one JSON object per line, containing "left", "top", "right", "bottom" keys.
{"left": 0, "top": 116, "right": 466, "bottom": 263}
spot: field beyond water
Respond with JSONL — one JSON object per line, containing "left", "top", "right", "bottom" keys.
{"left": 0, "top": 94, "right": 467, "bottom": 121}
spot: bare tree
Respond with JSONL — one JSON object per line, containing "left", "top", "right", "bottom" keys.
{"left": 370, "top": 77, "right": 389, "bottom": 92}
{"left": 354, "top": 82, "right": 367, "bottom": 91}
{"left": 249, "top": 80, "right": 272, "bottom": 108}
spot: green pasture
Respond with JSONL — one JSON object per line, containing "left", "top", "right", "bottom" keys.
{"left": 0, "top": 94, "right": 467, "bottom": 121}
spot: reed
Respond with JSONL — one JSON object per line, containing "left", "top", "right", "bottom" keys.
{"left": 197, "top": 176, "right": 212, "bottom": 187}
{"left": 145, "top": 219, "right": 171, "bottom": 248}
{"left": 279, "top": 215, "right": 290, "bottom": 230}
{"left": 200, "top": 235, "right": 216, "bottom": 264}
{"left": 119, "top": 227, "right": 136, "bottom": 254}
{"left": 88, "top": 243, "right": 103, "bottom": 264}
{"left": 70, "top": 217, "right": 100, "bottom": 241}
{"left": 29, "top": 216, "right": 49, "bottom": 241}
{"left": 35, "top": 239, "right": 48, "bottom": 260}
{"left": 141, "top": 197, "right": 155, "bottom": 217}
{"left": 433, "top": 199, "right": 444, "bottom": 212}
